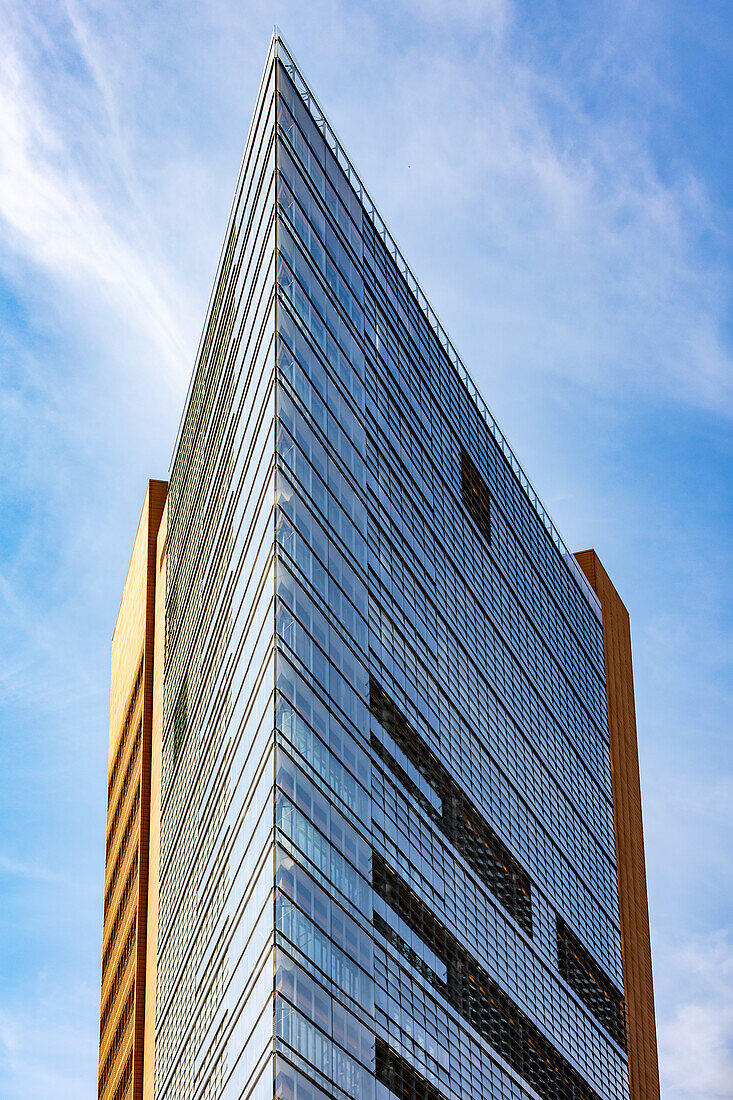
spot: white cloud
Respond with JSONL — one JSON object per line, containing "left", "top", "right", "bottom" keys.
{"left": 658, "top": 932, "right": 733, "bottom": 1100}
{"left": 0, "top": 855, "right": 65, "bottom": 883}
{"left": 0, "top": 4, "right": 730, "bottom": 1099}
{"left": 345, "top": 26, "right": 733, "bottom": 418}
{"left": 0, "top": 22, "right": 190, "bottom": 385}
{"left": 403, "top": 0, "right": 511, "bottom": 36}
{"left": 0, "top": 0, "right": 729, "bottom": 417}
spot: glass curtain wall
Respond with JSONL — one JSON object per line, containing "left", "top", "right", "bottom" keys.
{"left": 270, "top": 41, "right": 629, "bottom": 1100}
{"left": 156, "top": 40, "right": 279, "bottom": 1100}
{"left": 157, "top": 34, "right": 629, "bottom": 1100}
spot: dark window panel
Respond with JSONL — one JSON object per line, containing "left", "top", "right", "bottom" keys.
{"left": 461, "top": 446, "right": 491, "bottom": 545}
{"left": 373, "top": 852, "right": 602, "bottom": 1100}
{"left": 375, "top": 1036, "right": 447, "bottom": 1100}
{"left": 557, "top": 915, "right": 627, "bottom": 1051}
{"left": 370, "top": 677, "right": 533, "bottom": 935}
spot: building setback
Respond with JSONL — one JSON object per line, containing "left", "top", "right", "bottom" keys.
{"left": 98, "top": 33, "right": 660, "bottom": 1100}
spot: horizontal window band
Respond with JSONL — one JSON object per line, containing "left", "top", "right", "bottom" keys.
{"left": 375, "top": 1036, "right": 448, "bottom": 1100}
{"left": 373, "top": 852, "right": 601, "bottom": 1100}
{"left": 557, "top": 915, "right": 626, "bottom": 1051}
{"left": 369, "top": 677, "right": 533, "bottom": 936}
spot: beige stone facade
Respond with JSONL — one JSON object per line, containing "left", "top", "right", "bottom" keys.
{"left": 98, "top": 481, "right": 166, "bottom": 1100}
{"left": 575, "top": 550, "right": 661, "bottom": 1100}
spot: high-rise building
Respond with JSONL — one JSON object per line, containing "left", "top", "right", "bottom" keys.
{"left": 98, "top": 34, "right": 660, "bottom": 1100}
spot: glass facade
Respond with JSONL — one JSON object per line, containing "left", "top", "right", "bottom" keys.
{"left": 155, "top": 34, "right": 629, "bottom": 1100}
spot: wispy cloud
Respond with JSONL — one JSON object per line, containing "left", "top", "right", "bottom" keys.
{"left": 658, "top": 932, "right": 733, "bottom": 1100}
{"left": 0, "top": 3, "right": 730, "bottom": 1099}
{"left": 1, "top": 0, "right": 729, "bottom": 414}
{"left": 403, "top": 0, "right": 511, "bottom": 35}
{"left": 336, "top": 14, "right": 732, "bottom": 417}
{"left": 0, "top": 10, "right": 190, "bottom": 384}
{"left": 0, "top": 855, "right": 65, "bottom": 884}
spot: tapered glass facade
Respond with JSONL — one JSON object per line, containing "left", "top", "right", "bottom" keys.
{"left": 150, "top": 34, "right": 652, "bottom": 1100}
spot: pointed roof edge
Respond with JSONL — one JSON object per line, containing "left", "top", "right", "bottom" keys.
{"left": 272, "top": 31, "right": 601, "bottom": 619}
{"left": 170, "top": 30, "right": 601, "bottom": 620}
{"left": 169, "top": 30, "right": 281, "bottom": 468}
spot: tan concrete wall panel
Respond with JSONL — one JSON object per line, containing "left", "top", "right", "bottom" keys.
{"left": 575, "top": 549, "right": 660, "bottom": 1100}
{"left": 99, "top": 480, "right": 166, "bottom": 1100}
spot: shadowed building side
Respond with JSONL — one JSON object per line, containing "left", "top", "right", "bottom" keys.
{"left": 575, "top": 549, "right": 661, "bottom": 1100}
{"left": 99, "top": 480, "right": 167, "bottom": 1100}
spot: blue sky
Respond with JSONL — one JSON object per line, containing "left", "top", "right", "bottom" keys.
{"left": 0, "top": 1, "right": 731, "bottom": 1097}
